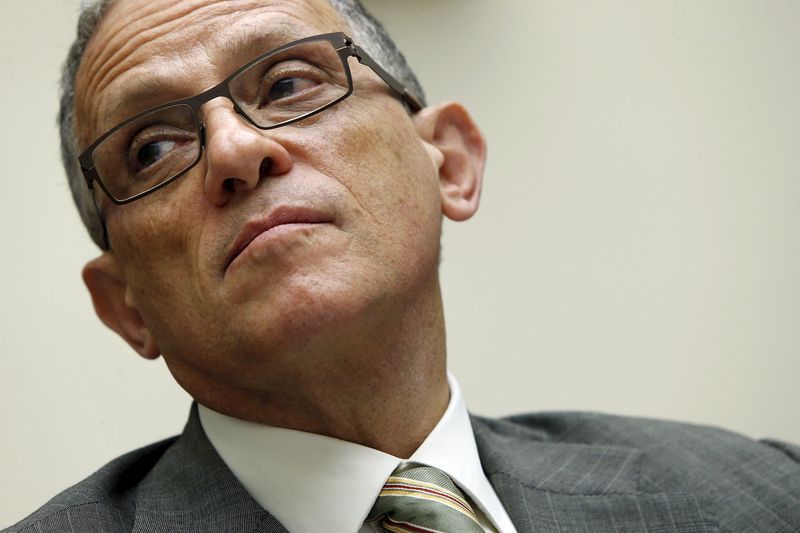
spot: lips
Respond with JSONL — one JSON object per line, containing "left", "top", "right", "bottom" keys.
{"left": 225, "top": 206, "right": 331, "bottom": 271}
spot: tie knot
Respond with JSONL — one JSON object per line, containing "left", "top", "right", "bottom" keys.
{"left": 368, "top": 465, "right": 484, "bottom": 532}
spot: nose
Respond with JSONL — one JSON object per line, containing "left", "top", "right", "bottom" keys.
{"left": 200, "top": 99, "right": 293, "bottom": 207}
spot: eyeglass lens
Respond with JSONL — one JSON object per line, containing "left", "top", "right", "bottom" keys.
{"left": 91, "top": 38, "right": 349, "bottom": 202}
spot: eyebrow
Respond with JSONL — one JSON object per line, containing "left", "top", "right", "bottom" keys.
{"left": 108, "top": 76, "right": 179, "bottom": 119}
{"left": 219, "top": 24, "right": 297, "bottom": 66}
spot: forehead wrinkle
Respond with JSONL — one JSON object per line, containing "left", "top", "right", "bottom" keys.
{"left": 76, "top": 2, "right": 205, "bottom": 146}
{"left": 96, "top": 53, "right": 204, "bottom": 130}
{"left": 83, "top": 0, "right": 340, "bottom": 99}
{"left": 80, "top": 1, "right": 200, "bottom": 115}
{"left": 77, "top": 0, "right": 343, "bottom": 147}
{"left": 79, "top": 3, "right": 232, "bottom": 131}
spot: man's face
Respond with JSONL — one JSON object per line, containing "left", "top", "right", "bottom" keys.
{"left": 76, "top": 0, "right": 479, "bottom": 407}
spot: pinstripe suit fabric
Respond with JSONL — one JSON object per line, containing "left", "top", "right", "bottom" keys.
{"left": 6, "top": 404, "right": 800, "bottom": 532}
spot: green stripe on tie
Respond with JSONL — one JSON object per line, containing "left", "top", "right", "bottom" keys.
{"left": 367, "top": 466, "right": 484, "bottom": 533}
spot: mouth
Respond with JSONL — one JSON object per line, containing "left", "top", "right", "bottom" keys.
{"left": 225, "top": 206, "right": 332, "bottom": 272}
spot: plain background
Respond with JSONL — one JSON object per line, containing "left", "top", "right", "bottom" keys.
{"left": 2, "top": 0, "right": 799, "bottom": 526}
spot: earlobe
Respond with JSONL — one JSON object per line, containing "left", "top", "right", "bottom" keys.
{"left": 82, "top": 253, "right": 161, "bottom": 360}
{"left": 415, "top": 102, "right": 487, "bottom": 221}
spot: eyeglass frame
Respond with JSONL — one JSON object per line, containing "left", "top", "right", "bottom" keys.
{"left": 77, "top": 31, "right": 424, "bottom": 208}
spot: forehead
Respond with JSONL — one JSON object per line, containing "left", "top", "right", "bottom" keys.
{"left": 75, "top": 0, "right": 344, "bottom": 144}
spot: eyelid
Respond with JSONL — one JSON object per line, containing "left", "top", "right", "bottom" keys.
{"left": 255, "top": 61, "right": 327, "bottom": 104}
{"left": 126, "top": 125, "right": 195, "bottom": 171}
{"left": 129, "top": 125, "right": 195, "bottom": 151}
{"left": 261, "top": 60, "right": 328, "bottom": 84}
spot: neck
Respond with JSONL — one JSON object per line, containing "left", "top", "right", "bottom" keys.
{"left": 180, "top": 275, "right": 450, "bottom": 458}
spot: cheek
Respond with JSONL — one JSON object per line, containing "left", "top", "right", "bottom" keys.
{"left": 113, "top": 165, "right": 216, "bottom": 256}
{"left": 110, "top": 193, "right": 207, "bottom": 323}
{"left": 313, "top": 103, "right": 442, "bottom": 230}
{"left": 359, "top": 115, "right": 442, "bottom": 251}
{"left": 308, "top": 105, "right": 444, "bottom": 291}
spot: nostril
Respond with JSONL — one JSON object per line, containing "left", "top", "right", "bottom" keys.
{"left": 259, "top": 157, "right": 272, "bottom": 180}
{"left": 218, "top": 158, "right": 270, "bottom": 194}
{"left": 223, "top": 178, "right": 237, "bottom": 192}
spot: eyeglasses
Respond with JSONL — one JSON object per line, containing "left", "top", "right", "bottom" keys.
{"left": 78, "top": 32, "right": 423, "bottom": 206}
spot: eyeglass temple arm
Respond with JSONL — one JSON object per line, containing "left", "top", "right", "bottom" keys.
{"left": 79, "top": 167, "right": 112, "bottom": 250}
{"left": 351, "top": 44, "right": 424, "bottom": 113}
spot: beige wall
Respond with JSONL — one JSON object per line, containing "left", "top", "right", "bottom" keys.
{"left": 2, "top": 0, "right": 798, "bottom": 526}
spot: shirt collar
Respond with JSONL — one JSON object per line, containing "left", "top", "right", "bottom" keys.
{"left": 198, "top": 373, "right": 509, "bottom": 533}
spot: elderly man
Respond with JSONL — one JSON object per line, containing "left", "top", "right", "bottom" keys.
{"left": 7, "top": 0, "right": 800, "bottom": 532}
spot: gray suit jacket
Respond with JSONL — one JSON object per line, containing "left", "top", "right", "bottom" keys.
{"left": 6, "top": 404, "right": 800, "bottom": 532}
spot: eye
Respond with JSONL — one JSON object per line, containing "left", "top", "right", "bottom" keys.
{"left": 264, "top": 75, "right": 319, "bottom": 104}
{"left": 136, "top": 140, "right": 176, "bottom": 169}
{"left": 126, "top": 124, "right": 196, "bottom": 176}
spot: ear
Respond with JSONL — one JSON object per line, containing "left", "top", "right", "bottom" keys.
{"left": 82, "top": 253, "right": 160, "bottom": 359}
{"left": 415, "top": 102, "right": 487, "bottom": 221}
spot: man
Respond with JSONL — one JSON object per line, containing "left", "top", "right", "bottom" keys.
{"left": 6, "top": 0, "right": 800, "bottom": 531}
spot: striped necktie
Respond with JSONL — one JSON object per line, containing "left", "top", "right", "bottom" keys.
{"left": 367, "top": 465, "right": 485, "bottom": 533}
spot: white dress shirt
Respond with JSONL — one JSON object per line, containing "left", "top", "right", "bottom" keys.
{"left": 198, "top": 373, "right": 517, "bottom": 533}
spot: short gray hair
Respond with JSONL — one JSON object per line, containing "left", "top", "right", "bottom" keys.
{"left": 59, "top": 0, "right": 426, "bottom": 249}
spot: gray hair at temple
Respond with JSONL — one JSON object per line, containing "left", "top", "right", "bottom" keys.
{"left": 59, "top": 0, "right": 427, "bottom": 249}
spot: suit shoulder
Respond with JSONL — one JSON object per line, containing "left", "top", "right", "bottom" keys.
{"left": 475, "top": 411, "right": 800, "bottom": 456}
{"left": 4, "top": 437, "right": 177, "bottom": 533}
{"left": 481, "top": 410, "right": 800, "bottom": 470}
{"left": 473, "top": 411, "right": 800, "bottom": 527}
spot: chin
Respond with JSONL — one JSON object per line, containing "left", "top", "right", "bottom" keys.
{"left": 227, "top": 266, "right": 385, "bottom": 352}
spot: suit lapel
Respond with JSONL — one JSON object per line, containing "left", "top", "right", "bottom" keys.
{"left": 131, "top": 403, "right": 288, "bottom": 533}
{"left": 471, "top": 415, "right": 719, "bottom": 533}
